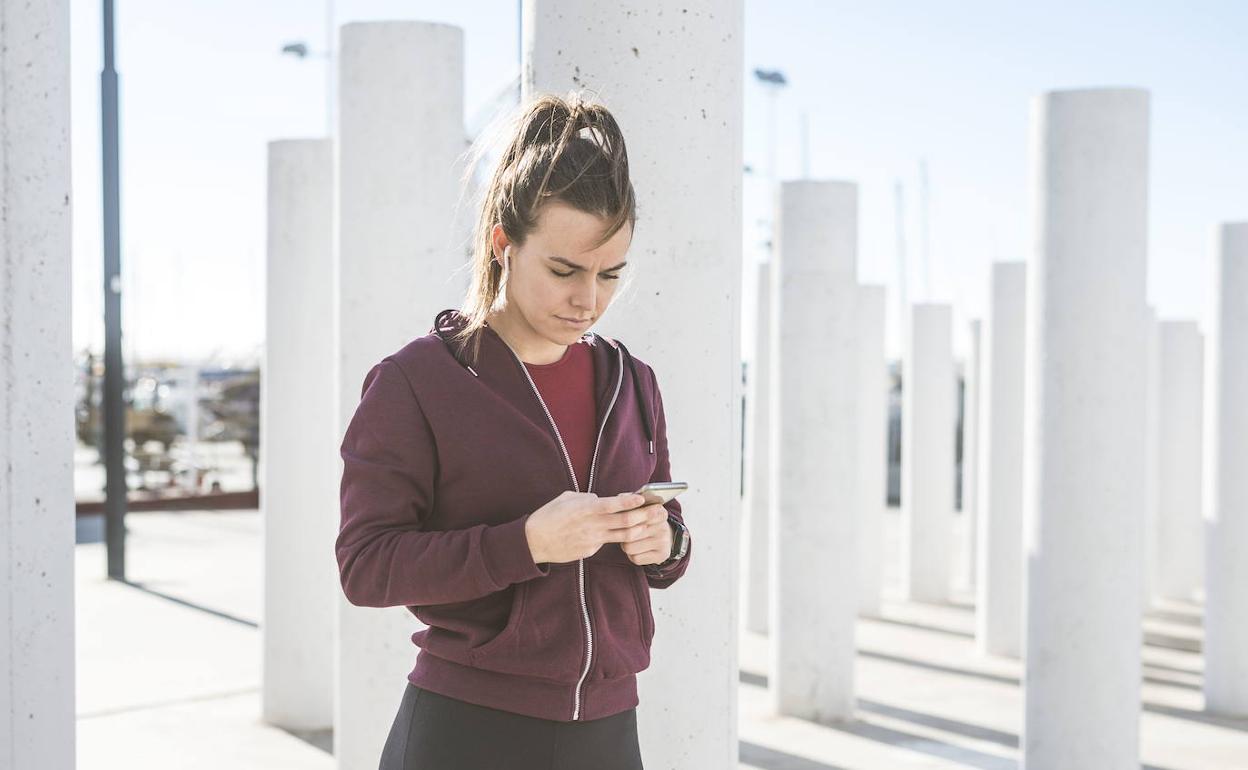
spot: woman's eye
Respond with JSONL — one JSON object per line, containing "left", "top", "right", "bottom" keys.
{"left": 549, "top": 269, "right": 620, "bottom": 280}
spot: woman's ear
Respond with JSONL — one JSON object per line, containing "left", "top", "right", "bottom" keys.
{"left": 490, "top": 224, "right": 510, "bottom": 267}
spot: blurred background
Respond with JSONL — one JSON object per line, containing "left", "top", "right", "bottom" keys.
{"left": 69, "top": 0, "right": 1248, "bottom": 513}
{"left": 38, "top": 2, "right": 1248, "bottom": 769}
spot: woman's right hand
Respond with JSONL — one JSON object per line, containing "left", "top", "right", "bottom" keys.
{"left": 525, "top": 490, "right": 653, "bottom": 565}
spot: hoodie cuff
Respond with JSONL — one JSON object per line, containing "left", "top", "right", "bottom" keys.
{"left": 643, "top": 518, "right": 685, "bottom": 577}
{"left": 481, "top": 513, "right": 552, "bottom": 588}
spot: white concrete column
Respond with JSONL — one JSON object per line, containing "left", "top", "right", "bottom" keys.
{"left": 1156, "top": 321, "right": 1203, "bottom": 601}
{"left": 975, "top": 262, "right": 1026, "bottom": 658}
{"left": 902, "top": 303, "right": 955, "bottom": 603}
{"left": 959, "top": 319, "right": 982, "bottom": 591}
{"left": 523, "top": 1, "right": 743, "bottom": 762}
{"left": 743, "top": 260, "right": 771, "bottom": 635}
{"left": 263, "top": 139, "right": 335, "bottom": 731}
{"left": 1144, "top": 305, "right": 1161, "bottom": 604}
{"left": 768, "top": 180, "right": 859, "bottom": 722}
{"left": 1023, "top": 88, "right": 1149, "bottom": 769}
{"left": 0, "top": 1, "right": 73, "bottom": 767}
{"left": 1203, "top": 222, "right": 1248, "bottom": 717}
{"left": 857, "top": 285, "right": 887, "bottom": 617}
{"left": 335, "top": 22, "right": 466, "bottom": 769}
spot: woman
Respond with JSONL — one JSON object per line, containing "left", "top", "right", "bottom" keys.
{"left": 335, "top": 92, "right": 693, "bottom": 769}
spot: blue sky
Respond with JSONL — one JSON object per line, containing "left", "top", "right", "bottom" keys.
{"left": 70, "top": 1, "right": 1248, "bottom": 363}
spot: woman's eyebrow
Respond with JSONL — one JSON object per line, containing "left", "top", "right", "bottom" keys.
{"left": 549, "top": 256, "right": 628, "bottom": 272}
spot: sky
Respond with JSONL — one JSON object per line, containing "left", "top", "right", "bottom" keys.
{"left": 69, "top": 0, "right": 1248, "bottom": 365}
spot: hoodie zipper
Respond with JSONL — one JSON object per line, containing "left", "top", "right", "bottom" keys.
{"left": 503, "top": 337, "right": 625, "bottom": 721}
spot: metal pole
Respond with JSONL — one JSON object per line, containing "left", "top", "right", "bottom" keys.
{"left": 325, "top": 0, "right": 334, "bottom": 135}
{"left": 766, "top": 86, "right": 777, "bottom": 188}
{"left": 801, "top": 112, "right": 809, "bottom": 178}
{"left": 919, "top": 158, "right": 930, "bottom": 300}
{"left": 101, "top": 0, "right": 127, "bottom": 579}
{"left": 894, "top": 179, "right": 909, "bottom": 318}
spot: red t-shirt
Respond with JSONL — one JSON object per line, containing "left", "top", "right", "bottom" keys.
{"left": 523, "top": 341, "right": 598, "bottom": 491}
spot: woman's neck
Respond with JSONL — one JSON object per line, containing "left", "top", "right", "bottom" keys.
{"left": 486, "top": 308, "right": 570, "bottom": 365}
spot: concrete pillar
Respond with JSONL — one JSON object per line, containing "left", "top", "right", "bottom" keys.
{"left": 1203, "top": 222, "right": 1248, "bottom": 717}
{"left": 1023, "top": 88, "right": 1149, "bottom": 769}
{"left": 857, "top": 285, "right": 887, "bottom": 616}
{"left": 742, "top": 261, "right": 771, "bottom": 635}
{"left": 959, "top": 319, "right": 982, "bottom": 591}
{"left": 975, "top": 262, "right": 1026, "bottom": 658}
{"left": 1144, "top": 306, "right": 1161, "bottom": 604}
{"left": 902, "top": 303, "right": 955, "bottom": 603}
{"left": 335, "top": 22, "right": 466, "bottom": 769}
{"left": 263, "top": 139, "right": 335, "bottom": 731}
{"left": 767, "top": 180, "right": 858, "bottom": 722}
{"left": 0, "top": 2, "right": 74, "bottom": 768}
{"left": 1156, "top": 321, "right": 1203, "bottom": 601}
{"left": 523, "top": 1, "right": 743, "bottom": 762}
{"left": 175, "top": 365, "right": 202, "bottom": 474}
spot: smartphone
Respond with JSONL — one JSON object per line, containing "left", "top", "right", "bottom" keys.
{"left": 633, "top": 481, "right": 688, "bottom": 505}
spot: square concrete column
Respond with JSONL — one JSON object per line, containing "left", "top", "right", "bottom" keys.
{"left": 959, "top": 318, "right": 982, "bottom": 591}
{"left": 522, "top": 1, "right": 743, "bottom": 763}
{"left": 334, "top": 22, "right": 467, "bottom": 769}
{"left": 743, "top": 261, "right": 771, "bottom": 635}
{"left": 0, "top": 1, "right": 74, "bottom": 766}
{"left": 1144, "top": 305, "right": 1161, "bottom": 604}
{"left": 975, "top": 262, "right": 1026, "bottom": 658}
{"left": 857, "top": 284, "right": 888, "bottom": 617}
{"left": 902, "top": 303, "right": 955, "bottom": 603}
{"left": 1156, "top": 320, "right": 1203, "bottom": 601}
{"left": 1203, "top": 222, "right": 1248, "bottom": 717}
{"left": 262, "top": 139, "right": 335, "bottom": 731}
{"left": 769, "top": 180, "right": 859, "bottom": 722}
{"left": 1023, "top": 88, "right": 1150, "bottom": 769}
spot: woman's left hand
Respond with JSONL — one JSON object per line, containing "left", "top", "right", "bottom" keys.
{"left": 613, "top": 502, "right": 672, "bottom": 567}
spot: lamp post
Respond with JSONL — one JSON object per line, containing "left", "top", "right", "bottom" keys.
{"left": 280, "top": 0, "right": 335, "bottom": 135}
{"left": 753, "top": 68, "right": 787, "bottom": 258}
{"left": 101, "top": 0, "right": 127, "bottom": 579}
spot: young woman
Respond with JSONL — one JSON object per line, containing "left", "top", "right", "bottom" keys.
{"left": 335, "top": 92, "right": 692, "bottom": 769}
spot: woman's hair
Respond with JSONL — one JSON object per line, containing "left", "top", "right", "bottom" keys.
{"left": 451, "top": 90, "right": 636, "bottom": 365}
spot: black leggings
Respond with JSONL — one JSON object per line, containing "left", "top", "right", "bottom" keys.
{"left": 379, "top": 682, "right": 645, "bottom": 770}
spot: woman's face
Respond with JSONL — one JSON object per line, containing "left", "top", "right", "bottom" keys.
{"left": 492, "top": 200, "right": 632, "bottom": 346}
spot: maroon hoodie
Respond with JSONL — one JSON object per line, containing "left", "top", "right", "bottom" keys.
{"left": 336, "top": 307, "right": 692, "bottom": 722}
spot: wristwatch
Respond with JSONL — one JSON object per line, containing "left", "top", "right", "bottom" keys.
{"left": 648, "top": 514, "right": 689, "bottom": 571}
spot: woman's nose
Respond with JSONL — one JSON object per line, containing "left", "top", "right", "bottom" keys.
{"left": 571, "top": 279, "right": 596, "bottom": 310}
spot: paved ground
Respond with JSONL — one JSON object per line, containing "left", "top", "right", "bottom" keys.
{"left": 74, "top": 508, "right": 1248, "bottom": 769}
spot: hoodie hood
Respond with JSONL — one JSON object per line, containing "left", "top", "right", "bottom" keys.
{"left": 431, "top": 307, "right": 655, "bottom": 455}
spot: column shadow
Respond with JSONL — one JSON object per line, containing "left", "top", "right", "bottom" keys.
{"left": 738, "top": 741, "right": 847, "bottom": 770}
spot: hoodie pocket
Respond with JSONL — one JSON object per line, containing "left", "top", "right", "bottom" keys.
{"left": 586, "top": 563, "right": 652, "bottom": 680}
{"left": 468, "top": 569, "right": 585, "bottom": 684}
{"left": 633, "top": 568, "right": 655, "bottom": 646}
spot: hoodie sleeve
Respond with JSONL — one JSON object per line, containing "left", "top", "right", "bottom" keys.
{"left": 336, "top": 358, "right": 551, "bottom": 608}
{"left": 640, "top": 367, "right": 692, "bottom": 589}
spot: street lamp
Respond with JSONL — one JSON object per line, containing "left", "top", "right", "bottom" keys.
{"left": 752, "top": 68, "right": 787, "bottom": 255}
{"left": 280, "top": 38, "right": 332, "bottom": 135}
{"left": 753, "top": 68, "right": 787, "bottom": 185}
{"left": 280, "top": 0, "right": 335, "bottom": 135}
